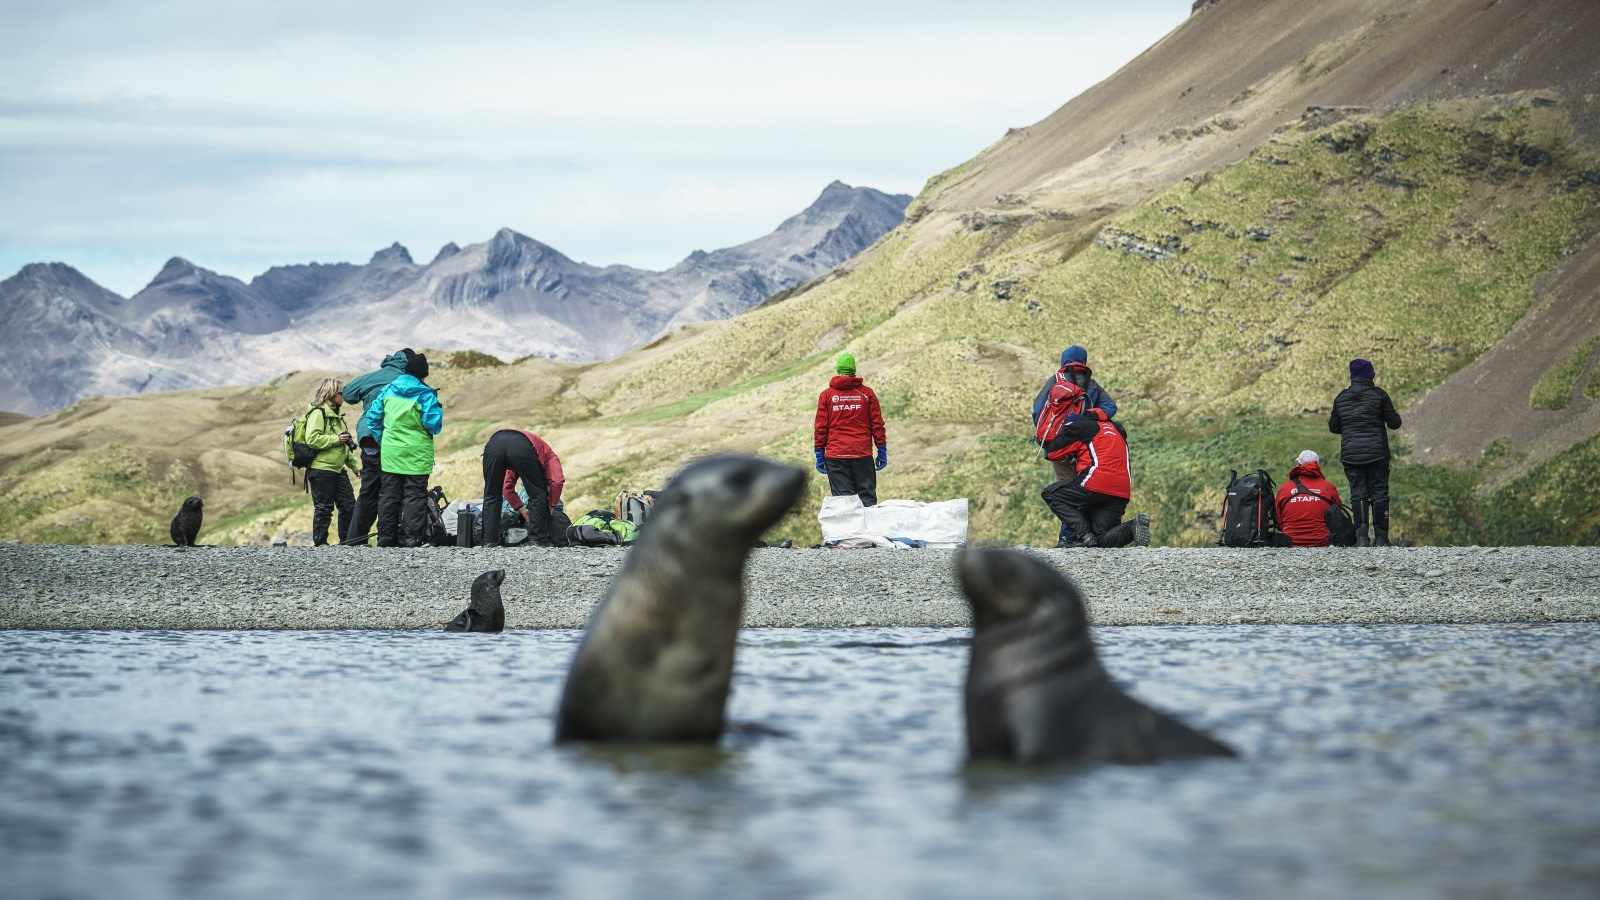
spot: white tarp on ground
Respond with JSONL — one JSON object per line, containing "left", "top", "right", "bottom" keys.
{"left": 440, "top": 499, "right": 484, "bottom": 537}
{"left": 817, "top": 495, "right": 968, "bottom": 548}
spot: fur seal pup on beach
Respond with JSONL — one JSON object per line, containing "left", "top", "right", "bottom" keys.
{"left": 444, "top": 569, "right": 506, "bottom": 633}
{"left": 555, "top": 455, "right": 806, "bottom": 742}
{"left": 170, "top": 496, "right": 203, "bottom": 547}
{"left": 957, "top": 548, "right": 1236, "bottom": 765}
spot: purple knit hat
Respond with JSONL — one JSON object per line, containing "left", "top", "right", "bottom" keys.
{"left": 1350, "top": 358, "right": 1375, "bottom": 380}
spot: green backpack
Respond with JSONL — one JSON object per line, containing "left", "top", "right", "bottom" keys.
{"left": 282, "top": 410, "right": 317, "bottom": 484}
{"left": 566, "top": 509, "right": 639, "bottom": 546}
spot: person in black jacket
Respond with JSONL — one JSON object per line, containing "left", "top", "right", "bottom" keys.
{"left": 1328, "top": 358, "right": 1403, "bottom": 546}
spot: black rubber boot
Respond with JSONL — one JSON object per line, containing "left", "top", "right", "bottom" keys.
{"left": 1354, "top": 500, "right": 1371, "bottom": 547}
{"left": 1372, "top": 501, "right": 1391, "bottom": 547}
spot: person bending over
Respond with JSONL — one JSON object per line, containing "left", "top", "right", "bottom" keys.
{"left": 478, "top": 429, "right": 565, "bottom": 547}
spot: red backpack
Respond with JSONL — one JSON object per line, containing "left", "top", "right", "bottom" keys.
{"left": 1035, "top": 382, "right": 1086, "bottom": 459}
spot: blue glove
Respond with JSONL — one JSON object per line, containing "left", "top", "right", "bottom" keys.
{"left": 814, "top": 449, "right": 826, "bottom": 474}
{"left": 875, "top": 445, "right": 888, "bottom": 471}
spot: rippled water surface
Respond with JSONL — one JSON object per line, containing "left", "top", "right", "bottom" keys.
{"left": 2, "top": 625, "right": 1597, "bottom": 899}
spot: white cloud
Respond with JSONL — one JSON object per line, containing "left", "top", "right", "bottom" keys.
{"left": 0, "top": 1, "right": 1194, "bottom": 295}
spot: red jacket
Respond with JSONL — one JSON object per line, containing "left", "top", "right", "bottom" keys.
{"left": 1044, "top": 409, "right": 1131, "bottom": 499}
{"left": 1274, "top": 462, "right": 1342, "bottom": 547}
{"left": 814, "top": 376, "right": 887, "bottom": 458}
{"left": 500, "top": 430, "right": 565, "bottom": 511}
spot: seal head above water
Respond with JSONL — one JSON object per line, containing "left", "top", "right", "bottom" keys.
{"left": 957, "top": 548, "right": 1236, "bottom": 765}
{"left": 555, "top": 454, "right": 806, "bottom": 742}
{"left": 444, "top": 569, "right": 506, "bottom": 633}
{"left": 170, "top": 496, "right": 203, "bottom": 547}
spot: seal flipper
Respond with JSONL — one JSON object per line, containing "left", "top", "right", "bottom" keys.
{"left": 1073, "top": 684, "right": 1237, "bottom": 764}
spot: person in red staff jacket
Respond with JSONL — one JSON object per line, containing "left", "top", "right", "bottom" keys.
{"left": 813, "top": 352, "right": 888, "bottom": 506}
{"left": 1038, "top": 382, "right": 1150, "bottom": 548}
{"left": 477, "top": 429, "right": 565, "bottom": 547}
{"left": 1275, "top": 449, "right": 1343, "bottom": 548}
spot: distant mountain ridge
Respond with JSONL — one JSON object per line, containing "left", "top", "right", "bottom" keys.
{"left": 0, "top": 181, "right": 909, "bottom": 415}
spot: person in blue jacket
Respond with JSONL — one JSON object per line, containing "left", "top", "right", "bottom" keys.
{"left": 339, "top": 348, "right": 412, "bottom": 545}
{"left": 1031, "top": 345, "right": 1117, "bottom": 424}
{"left": 1031, "top": 345, "right": 1118, "bottom": 546}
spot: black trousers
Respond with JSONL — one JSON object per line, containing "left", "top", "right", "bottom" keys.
{"left": 1041, "top": 480, "right": 1136, "bottom": 547}
{"left": 479, "top": 430, "right": 552, "bottom": 546}
{"left": 376, "top": 471, "right": 430, "bottom": 547}
{"left": 345, "top": 449, "right": 383, "bottom": 545}
{"left": 825, "top": 456, "right": 877, "bottom": 507}
{"left": 1345, "top": 459, "right": 1392, "bottom": 538}
{"left": 306, "top": 469, "right": 355, "bottom": 547}
{"left": 1050, "top": 456, "right": 1084, "bottom": 544}
{"left": 1343, "top": 460, "right": 1391, "bottom": 505}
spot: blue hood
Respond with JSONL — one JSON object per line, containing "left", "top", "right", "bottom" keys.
{"left": 1060, "top": 345, "right": 1088, "bottom": 366}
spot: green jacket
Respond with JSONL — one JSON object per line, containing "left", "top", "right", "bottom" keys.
{"left": 342, "top": 350, "right": 410, "bottom": 444}
{"left": 361, "top": 374, "right": 443, "bottom": 476}
{"left": 304, "top": 404, "right": 358, "bottom": 474}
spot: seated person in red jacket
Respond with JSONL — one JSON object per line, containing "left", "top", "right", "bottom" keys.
{"left": 1274, "top": 449, "right": 1343, "bottom": 547}
{"left": 1038, "top": 382, "right": 1150, "bottom": 549}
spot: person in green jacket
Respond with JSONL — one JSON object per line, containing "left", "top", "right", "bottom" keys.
{"left": 361, "top": 352, "right": 443, "bottom": 547}
{"left": 339, "top": 348, "right": 412, "bottom": 545}
{"left": 302, "top": 378, "right": 361, "bottom": 546}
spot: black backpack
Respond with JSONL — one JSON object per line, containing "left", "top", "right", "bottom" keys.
{"left": 1219, "top": 469, "right": 1280, "bottom": 547}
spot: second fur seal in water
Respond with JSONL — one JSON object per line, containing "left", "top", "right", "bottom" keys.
{"left": 555, "top": 455, "right": 806, "bottom": 742}
{"left": 957, "top": 548, "right": 1236, "bottom": 764}
{"left": 170, "top": 496, "right": 203, "bottom": 547}
{"left": 444, "top": 569, "right": 506, "bottom": 633}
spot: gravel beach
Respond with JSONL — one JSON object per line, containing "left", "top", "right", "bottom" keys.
{"left": 2, "top": 543, "right": 1596, "bottom": 630}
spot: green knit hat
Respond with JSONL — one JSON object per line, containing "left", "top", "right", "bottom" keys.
{"left": 835, "top": 353, "right": 856, "bottom": 375}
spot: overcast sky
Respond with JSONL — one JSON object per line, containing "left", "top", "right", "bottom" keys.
{"left": 0, "top": 1, "right": 1192, "bottom": 296}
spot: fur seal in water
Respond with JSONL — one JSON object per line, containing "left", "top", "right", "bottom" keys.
{"left": 555, "top": 455, "right": 806, "bottom": 742}
{"left": 444, "top": 569, "right": 506, "bottom": 633}
{"left": 957, "top": 548, "right": 1236, "bottom": 764}
{"left": 170, "top": 496, "right": 203, "bottom": 547}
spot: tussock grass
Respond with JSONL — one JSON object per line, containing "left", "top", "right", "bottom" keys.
{"left": 1531, "top": 339, "right": 1599, "bottom": 409}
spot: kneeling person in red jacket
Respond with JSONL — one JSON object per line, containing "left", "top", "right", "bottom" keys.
{"left": 1275, "top": 449, "right": 1343, "bottom": 548}
{"left": 813, "top": 353, "right": 888, "bottom": 506}
{"left": 1038, "top": 382, "right": 1150, "bottom": 548}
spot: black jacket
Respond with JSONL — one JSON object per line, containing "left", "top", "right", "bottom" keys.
{"left": 1328, "top": 379, "right": 1402, "bottom": 465}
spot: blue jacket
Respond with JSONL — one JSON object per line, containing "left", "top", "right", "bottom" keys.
{"left": 361, "top": 374, "right": 444, "bottom": 476}
{"left": 1031, "top": 347, "right": 1117, "bottom": 425}
{"left": 342, "top": 350, "right": 410, "bottom": 444}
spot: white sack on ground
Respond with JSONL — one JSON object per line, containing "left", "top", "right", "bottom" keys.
{"left": 818, "top": 495, "right": 968, "bottom": 546}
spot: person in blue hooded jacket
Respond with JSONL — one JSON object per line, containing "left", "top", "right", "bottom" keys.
{"left": 1031, "top": 345, "right": 1118, "bottom": 545}
{"left": 339, "top": 348, "right": 412, "bottom": 545}
{"left": 1031, "top": 345, "right": 1117, "bottom": 425}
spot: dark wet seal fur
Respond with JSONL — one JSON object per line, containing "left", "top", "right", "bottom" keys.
{"left": 445, "top": 569, "right": 506, "bottom": 633}
{"left": 170, "top": 496, "right": 203, "bottom": 548}
{"left": 957, "top": 548, "right": 1237, "bottom": 765}
{"left": 555, "top": 455, "right": 806, "bottom": 742}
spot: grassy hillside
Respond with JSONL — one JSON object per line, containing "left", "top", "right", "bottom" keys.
{"left": 4, "top": 95, "right": 1599, "bottom": 548}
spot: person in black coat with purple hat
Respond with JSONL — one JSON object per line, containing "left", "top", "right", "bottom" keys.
{"left": 1329, "top": 358, "right": 1403, "bottom": 546}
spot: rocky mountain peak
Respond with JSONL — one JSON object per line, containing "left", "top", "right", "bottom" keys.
{"left": 369, "top": 243, "right": 415, "bottom": 266}
{"left": 150, "top": 257, "right": 203, "bottom": 286}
